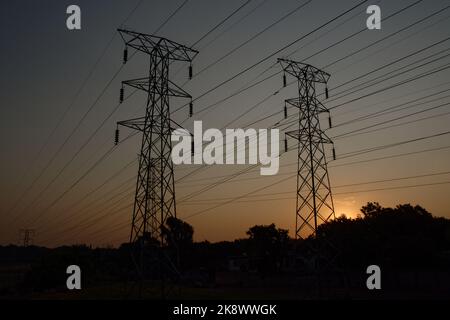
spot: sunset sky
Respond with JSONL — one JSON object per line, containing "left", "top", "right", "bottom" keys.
{"left": 1, "top": 0, "right": 450, "bottom": 247}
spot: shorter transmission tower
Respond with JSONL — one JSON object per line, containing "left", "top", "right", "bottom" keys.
{"left": 279, "top": 59, "right": 339, "bottom": 276}
{"left": 19, "top": 229, "right": 35, "bottom": 247}
{"left": 279, "top": 58, "right": 335, "bottom": 240}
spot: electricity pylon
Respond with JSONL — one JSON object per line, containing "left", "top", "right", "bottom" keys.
{"left": 19, "top": 229, "right": 35, "bottom": 247}
{"left": 279, "top": 59, "right": 341, "bottom": 297}
{"left": 115, "top": 29, "right": 198, "bottom": 298}
{"left": 279, "top": 58, "right": 336, "bottom": 241}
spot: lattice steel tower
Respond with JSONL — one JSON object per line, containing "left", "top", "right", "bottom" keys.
{"left": 279, "top": 58, "right": 336, "bottom": 240}
{"left": 19, "top": 229, "right": 35, "bottom": 247}
{"left": 115, "top": 29, "right": 198, "bottom": 297}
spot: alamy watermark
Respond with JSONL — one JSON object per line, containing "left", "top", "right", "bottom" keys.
{"left": 65, "top": 4, "right": 381, "bottom": 31}
{"left": 66, "top": 5, "right": 81, "bottom": 30}
{"left": 66, "top": 265, "right": 81, "bottom": 290}
{"left": 172, "top": 121, "right": 280, "bottom": 176}
{"left": 367, "top": 5, "right": 381, "bottom": 30}
{"left": 366, "top": 264, "right": 381, "bottom": 290}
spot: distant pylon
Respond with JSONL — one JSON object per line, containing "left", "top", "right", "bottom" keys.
{"left": 19, "top": 229, "right": 35, "bottom": 247}
{"left": 279, "top": 58, "right": 336, "bottom": 241}
{"left": 115, "top": 29, "right": 198, "bottom": 298}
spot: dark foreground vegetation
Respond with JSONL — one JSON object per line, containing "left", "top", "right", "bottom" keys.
{"left": 1, "top": 202, "right": 450, "bottom": 299}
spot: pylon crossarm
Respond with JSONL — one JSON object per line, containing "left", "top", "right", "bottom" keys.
{"left": 122, "top": 78, "right": 192, "bottom": 98}
{"left": 118, "top": 29, "right": 198, "bottom": 62}
{"left": 117, "top": 117, "right": 190, "bottom": 134}
{"left": 167, "top": 79, "right": 192, "bottom": 98}
{"left": 117, "top": 117, "right": 146, "bottom": 131}
{"left": 278, "top": 58, "right": 330, "bottom": 84}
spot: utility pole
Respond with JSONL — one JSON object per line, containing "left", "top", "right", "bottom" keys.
{"left": 19, "top": 229, "right": 35, "bottom": 247}
{"left": 115, "top": 29, "right": 198, "bottom": 298}
{"left": 279, "top": 58, "right": 337, "bottom": 270}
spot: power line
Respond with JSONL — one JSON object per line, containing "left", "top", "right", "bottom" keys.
{"left": 189, "top": 0, "right": 447, "bottom": 136}
{"left": 328, "top": 36, "right": 450, "bottom": 96}
{"left": 51, "top": 1, "right": 263, "bottom": 217}
{"left": 276, "top": 54, "right": 450, "bottom": 131}
{"left": 170, "top": 85, "right": 450, "bottom": 205}
{"left": 11, "top": 1, "right": 193, "bottom": 229}
{"left": 13, "top": 87, "right": 139, "bottom": 225}
{"left": 192, "top": 0, "right": 253, "bottom": 47}
{"left": 181, "top": 172, "right": 293, "bottom": 220}
{"left": 327, "top": 49, "right": 450, "bottom": 104}
{"left": 23, "top": 1, "right": 450, "bottom": 245}
{"left": 330, "top": 12, "right": 450, "bottom": 77}
{"left": 181, "top": 176, "right": 450, "bottom": 219}
{"left": 6, "top": 0, "right": 145, "bottom": 218}
{"left": 42, "top": 130, "right": 450, "bottom": 244}
{"left": 153, "top": 0, "right": 190, "bottom": 34}
{"left": 35, "top": 158, "right": 138, "bottom": 231}
{"left": 172, "top": 0, "right": 262, "bottom": 90}
{"left": 338, "top": 130, "right": 450, "bottom": 159}
{"left": 191, "top": 0, "right": 314, "bottom": 79}
{"left": 178, "top": 144, "right": 450, "bottom": 186}
{"left": 282, "top": 0, "right": 382, "bottom": 68}
{"left": 334, "top": 181, "right": 450, "bottom": 195}
{"left": 330, "top": 145, "right": 450, "bottom": 169}
{"left": 329, "top": 63, "right": 450, "bottom": 110}
{"left": 224, "top": 0, "right": 425, "bottom": 109}
{"left": 38, "top": 114, "right": 285, "bottom": 241}
{"left": 42, "top": 189, "right": 136, "bottom": 245}
{"left": 23, "top": 132, "right": 138, "bottom": 228}
{"left": 323, "top": 3, "right": 450, "bottom": 69}
{"left": 172, "top": 0, "right": 370, "bottom": 115}
{"left": 338, "top": 109, "right": 450, "bottom": 140}
{"left": 163, "top": 77, "right": 450, "bottom": 211}
{"left": 177, "top": 132, "right": 423, "bottom": 210}
{"left": 172, "top": 61, "right": 450, "bottom": 228}
{"left": 61, "top": 142, "right": 450, "bottom": 245}
{"left": 281, "top": 84, "right": 450, "bottom": 138}
{"left": 20, "top": 1, "right": 296, "bottom": 240}
{"left": 334, "top": 101, "right": 450, "bottom": 139}
{"left": 275, "top": 4, "right": 450, "bottom": 107}
{"left": 181, "top": 170, "right": 450, "bottom": 203}
{"left": 303, "top": 0, "right": 426, "bottom": 65}
{"left": 196, "top": 0, "right": 270, "bottom": 51}
{"left": 179, "top": 180, "right": 450, "bottom": 204}
{"left": 19, "top": 1, "right": 266, "bottom": 230}
{"left": 41, "top": 74, "right": 450, "bottom": 240}
{"left": 334, "top": 86, "right": 450, "bottom": 127}
{"left": 178, "top": 0, "right": 442, "bottom": 124}
{"left": 64, "top": 135, "right": 450, "bottom": 244}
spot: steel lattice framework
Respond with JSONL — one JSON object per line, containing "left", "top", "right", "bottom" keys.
{"left": 279, "top": 58, "right": 335, "bottom": 240}
{"left": 116, "top": 29, "right": 198, "bottom": 297}
{"left": 19, "top": 229, "right": 35, "bottom": 247}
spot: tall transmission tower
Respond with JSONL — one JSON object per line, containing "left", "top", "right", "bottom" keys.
{"left": 19, "top": 229, "right": 35, "bottom": 247}
{"left": 279, "top": 58, "right": 336, "bottom": 241}
{"left": 115, "top": 29, "right": 198, "bottom": 298}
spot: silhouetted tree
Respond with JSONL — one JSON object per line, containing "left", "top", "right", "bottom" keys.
{"left": 246, "top": 224, "right": 290, "bottom": 275}
{"left": 162, "top": 217, "right": 194, "bottom": 248}
{"left": 317, "top": 202, "right": 450, "bottom": 270}
{"left": 161, "top": 217, "right": 194, "bottom": 270}
{"left": 360, "top": 201, "right": 383, "bottom": 218}
{"left": 4, "top": 202, "right": 450, "bottom": 298}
